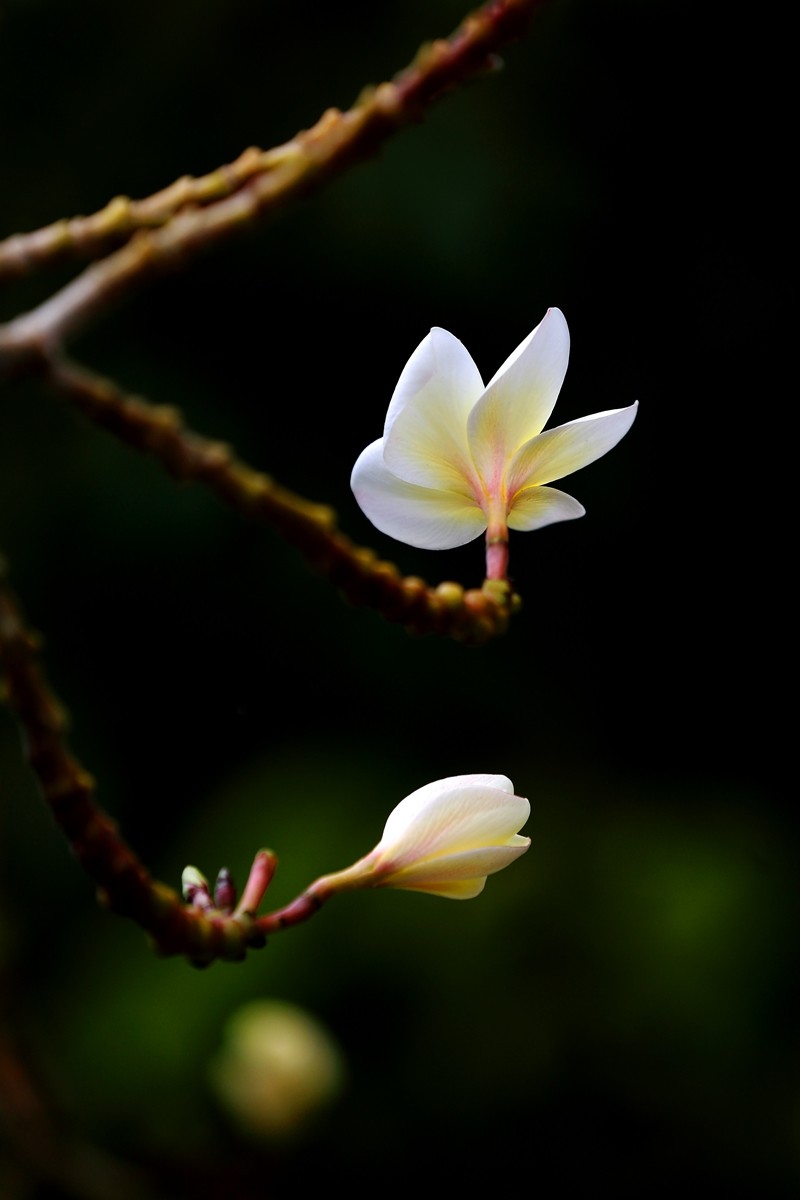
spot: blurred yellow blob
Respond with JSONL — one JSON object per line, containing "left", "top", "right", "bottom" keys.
{"left": 209, "top": 1000, "right": 346, "bottom": 1140}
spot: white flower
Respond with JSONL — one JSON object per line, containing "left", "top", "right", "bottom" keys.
{"left": 314, "top": 774, "right": 531, "bottom": 900}
{"left": 351, "top": 308, "right": 637, "bottom": 572}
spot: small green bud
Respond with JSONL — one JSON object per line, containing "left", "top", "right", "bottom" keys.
{"left": 182, "top": 865, "right": 210, "bottom": 905}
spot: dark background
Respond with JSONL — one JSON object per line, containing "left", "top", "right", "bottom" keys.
{"left": 0, "top": 1, "right": 791, "bottom": 1196}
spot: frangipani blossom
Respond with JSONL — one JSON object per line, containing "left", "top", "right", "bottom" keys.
{"left": 313, "top": 774, "right": 530, "bottom": 901}
{"left": 351, "top": 308, "right": 637, "bottom": 578}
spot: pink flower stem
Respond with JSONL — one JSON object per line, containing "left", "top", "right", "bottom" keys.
{"left": 254, "top": 860, "right": 374, "bottom": 934}
{"left": 256, "top": 889, "right": 325, "bottom": 934}
{"left": 233, "top": 849, "right": 278, "bottom": 917}
{"left": 485, "top": 535, "right": 509, "bottom": 582}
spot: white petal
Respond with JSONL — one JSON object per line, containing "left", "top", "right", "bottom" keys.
{"left": 384, "top": 327, "right": 484, "bottom": 434}
{"left": 380, "top": 774, "right": 514, "bottom": 844}
{"left": 382, "top": 327, "right": 484, "bottom": 494}
{"left": 350, "top": 439, "right": 487, "bottom": 550}
{"left": 507, "top": 401, "right": 639, "bottom": 495}
{"left": 507, "top": 485, "right": 585, "bottom": 532}
{"left": 467, "top": 308, "right": 570, "bottom": 489}
{"left": 384, "top": 839, "right": 531, "bottom": 898}
{"left": 378, "top": 777, "right": 529, "bottom": 863}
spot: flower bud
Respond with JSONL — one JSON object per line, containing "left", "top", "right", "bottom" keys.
{"left": 315, "top": 774, "right": 530, "bottom": 901}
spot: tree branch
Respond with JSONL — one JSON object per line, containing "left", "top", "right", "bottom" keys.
{"left": 44, "top": 357, "right": 520, "bottom": 645}
{"left": 0, "top": 143, "right": 296, "bottom": 283}
{"left": 0, "top": 0, "right": 547, "bottom": 376}
{"left": 0, "top": 573, "right": 334, "bottom": 965}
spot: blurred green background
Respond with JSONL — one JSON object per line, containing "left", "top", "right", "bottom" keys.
{"left": 0, "top": 0, "right": 791, "bottom": 1196}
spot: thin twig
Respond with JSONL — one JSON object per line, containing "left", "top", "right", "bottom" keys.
{"left": 45, "top": 357, "right": 520, "bottom": 645}
{"left": 0, "top": 0, "right": 546, "bottom": 376}
{"left": 0, "top": 143, "right": 298, "bottom": 282}
{"left": 0, "top": 575, "right": 340, "bottom": 965}
{"left": 0, "top": 575, "right": 279, "bottom": 965}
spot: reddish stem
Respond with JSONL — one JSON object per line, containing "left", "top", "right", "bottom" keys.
{"left": 234, "top": 850, "right": 278, "bottom": 917}
{"left": 486, "top": 537, "right": 509, "bottom": 581}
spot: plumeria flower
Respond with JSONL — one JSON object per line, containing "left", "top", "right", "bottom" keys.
{"left": 351, "top": 308, "right": 637, "bottom": 579}
{"left": 311, "top": 774, "right": 530, "bottom": 901}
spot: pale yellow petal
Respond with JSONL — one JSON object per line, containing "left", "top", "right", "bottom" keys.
{"left": 507, "top": 485, "right": 585, "bottom": 532}
{"left": 403, "top": 876, "right": 488, "bottom": 900}
{"left": 507, "top": 401, "right": 639, "bottom": 495}
{"left": 381, "top": 839, "right": 531, "bottom": 898}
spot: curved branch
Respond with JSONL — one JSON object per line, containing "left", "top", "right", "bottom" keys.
{"left": 0, "top": 577, "right": 243, "bottom": 964}
{"left": 0, "top": 0, "right": 547, "bottom": 375}
{"left": 45, "top": 357, "right": 520, "bottom": 645}
{"left": 0, "top": 143, "right": 297, "bottom": 283}
{"left": 0, "top": 575, "right": 337, "bottom": 966}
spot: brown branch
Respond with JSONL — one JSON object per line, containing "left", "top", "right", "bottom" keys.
{"left": 44, "top": 357, "right": 520, "bottom": 645}
{"left": 0, "top": 0, "right": 547, "bottom": 377}
{"left": 0, "top": 0, "right": 542, "bottom": 285}
{"left": 0, "top": 576, "right": 249, "bottom": 964}
{"left": 0, "top": 143, "right": 298, "bottom": 283}
{"left": 0, "top": 573, "right": 344, "bottom": 965}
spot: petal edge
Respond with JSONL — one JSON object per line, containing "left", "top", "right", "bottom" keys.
{"left": 351, "top": 440, "right": 486, "bottom": 550}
